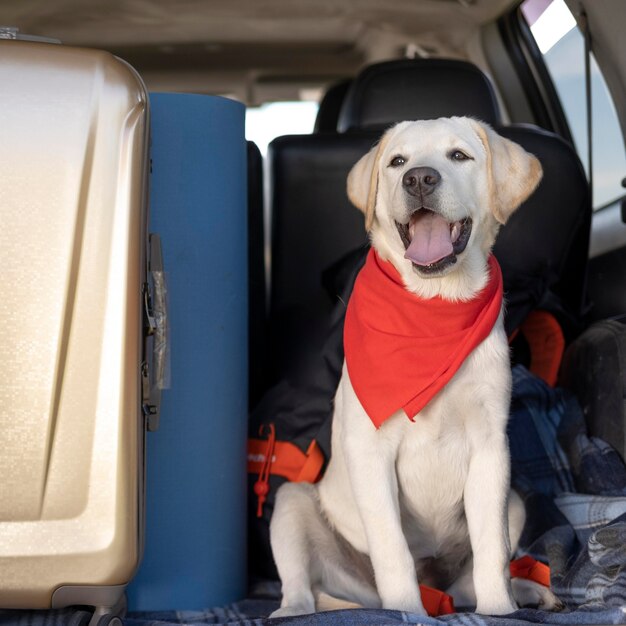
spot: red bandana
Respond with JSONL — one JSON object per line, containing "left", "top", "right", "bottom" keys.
{"left": 344, "top": 250, "right": 503, "bottom": 428}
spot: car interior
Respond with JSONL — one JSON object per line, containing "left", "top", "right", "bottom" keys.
{"left": 1, "top": 0, "right": 626, "bottom": 624}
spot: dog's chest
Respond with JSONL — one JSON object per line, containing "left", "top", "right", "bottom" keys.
{"left": 390, "top": 346, "right": 503, "bottom": 555}
{"left": 394, "top": 397, "right": 471, "bottom": 539}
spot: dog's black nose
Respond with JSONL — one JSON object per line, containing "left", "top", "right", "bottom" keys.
{"left": 402, "top": 167, "right": 441, "bottom": 196}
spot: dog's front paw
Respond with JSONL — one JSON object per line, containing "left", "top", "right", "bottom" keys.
{"left": 271, "top": 589, "right": 316, "bottom": 619}
{"left": 388, "top": 601, "right": 428, "bottom": 616}
{"left": 377, "top": 576, "right": 428, "bottom": 615}
{"left": 512, "top": 578, "right": 565, "bottom": 611}
{"left": 382, "top": 593, "right": 427, "bottom": 616}
{"left": 476, "top": 593, "right": 517, "bottom": 616}
{"left": 475, "top": 580, "right": 518, "bottom": 616}
{"left": 270, "top": 605, "right": 314, "bottom": 619}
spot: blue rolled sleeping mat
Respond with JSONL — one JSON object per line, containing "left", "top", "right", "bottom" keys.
{"left": 127, "top": 93, "right": 248, "bottom": 610}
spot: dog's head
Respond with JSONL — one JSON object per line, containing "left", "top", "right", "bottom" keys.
{"left": 347, "top": 117, "right": 543, "bottom": 299}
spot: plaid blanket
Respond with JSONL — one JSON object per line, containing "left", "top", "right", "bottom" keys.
{"left": 509, "top": 365, "right": 626, "bottom": 611}
{"left": 3, "top": 365, "right": 626, "bottom": 626}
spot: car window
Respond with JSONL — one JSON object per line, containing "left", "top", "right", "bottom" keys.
{"left": 521, "top": 0, "right": 626, "bottom": 210}
{"left": 246, "top": 101, "right": 319, "bottom": 156}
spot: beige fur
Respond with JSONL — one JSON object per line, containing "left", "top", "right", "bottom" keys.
{"left": 346, "top": 129, "right": 392, "bottom": 232}
{"left": 270, "top": 117, "right": 560, "bottom": 618}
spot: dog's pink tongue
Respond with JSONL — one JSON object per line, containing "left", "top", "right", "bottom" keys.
{"left": 404, "top": 211, "right": 453, "bottom": 266}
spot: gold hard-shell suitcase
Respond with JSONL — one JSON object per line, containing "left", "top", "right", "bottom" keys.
{"left": 0, "top": 37, "right": 162, "bottom": 625}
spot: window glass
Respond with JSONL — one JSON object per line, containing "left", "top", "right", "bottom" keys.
{"left": 522, "top": 0, "right": 626, "bottom": 209}
{"left": 245, "top": 101, "right": 319, "bottom": 157}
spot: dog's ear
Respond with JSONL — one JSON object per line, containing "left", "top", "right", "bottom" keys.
{"left": 470, "top": 119, "right": 543, "bottom": 225}
{"left": 347, "top": 131, "right": 391, "bottom": 232}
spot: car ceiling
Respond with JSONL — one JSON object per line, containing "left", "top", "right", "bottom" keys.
{"left": 1, "top": 0, "right": 518, "bottom": 104}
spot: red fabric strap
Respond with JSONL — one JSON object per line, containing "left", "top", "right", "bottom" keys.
{"left": 510, "top": 555, "right": 551, "bottom": 588}
{"left": 420, "top": 584, "right": 455, "bottom": 616}
{"left": 519, "top": 310, "right": 565, "bottom": 387}
{"left": 344, "top": 250, "right": 503, "bottom": 428}
{"left": 421, "top": 557, "right": 550, "bottom": 617}
{"left": 248, "top": 438, "right": 325, "bottom": 483}
{"left": 248, "top": 434, "right": 325, "bottom": 518}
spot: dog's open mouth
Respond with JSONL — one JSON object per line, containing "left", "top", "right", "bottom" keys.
{"left": 395, "top": 208, "right": 473, "bottom": 274}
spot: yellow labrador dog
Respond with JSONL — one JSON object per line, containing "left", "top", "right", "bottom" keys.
{"left": 270, "top": 117, "right": 561, "bottom": 617}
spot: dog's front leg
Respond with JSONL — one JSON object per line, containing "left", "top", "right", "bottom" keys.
{"left": 464, "top": 429, "right": 517, "bottom": 615}
{"left": 344, "top": 438, "right": 426, "bottom": 614}
{"left": 341, "top": 391, "right": 426, "bottom": 614}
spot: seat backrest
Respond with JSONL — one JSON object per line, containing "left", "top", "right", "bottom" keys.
{"left": 337, "top": 59, "right": 591, "bottom": 329}
{"left": 338, "top": 58, "right": 501, "bottom": 132}
{"left": 314, "top": 79, "right": 352, "bottom": 133}
{"left": 267, "top": 60, "right": 506, "bottom": 385}
{"left": 268, "top": 133, "right": 375, "bottom": 381}
{"left": 266, "top": 58, "right": 590, "bottom": 387}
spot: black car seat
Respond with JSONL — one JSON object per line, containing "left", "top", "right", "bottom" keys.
{"left": 337, "top": 61, "right": 626, "bottom": 463}
{"left": 268, "top": 133, "right": 374, "bottom": 383}
{"left": 313, "top": 79, "right": 352, "bottom": 133}
{"left": 337, "top": 59, "right": 591, "bottom": 336}
{"left": 267, "top": 59, "right": 525, "bottom": 387}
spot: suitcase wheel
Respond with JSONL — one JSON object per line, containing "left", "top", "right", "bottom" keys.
{"left": 71, "top": 610, "right": 92, "bottom": 626}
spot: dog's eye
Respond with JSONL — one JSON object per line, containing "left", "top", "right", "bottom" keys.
{"left": 389, "top": 155, "right": 406, "bottom": 167}
{"left": 449, "top": 150, "right": 472, "bottom": 162}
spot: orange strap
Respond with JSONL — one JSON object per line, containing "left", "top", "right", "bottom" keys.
{"left": 510, "top": 555, "right": 551, "bottom": 587}
{"left": 252, "top": 425, "right": 276, "bottom": 518}
{"left": 248, "top": 437, "right": 324, "bottom": 482}
{"left": 420, "top": 585, "right": 455, "bottom": 616}
{"left": 518, "top": 310, "right": 565, "bottom": 387}
{"left": 249, "top": 430, "right": 325, "bottom": 517}
{"left": 421, "top": 557, "right": 550, "bottom": 617}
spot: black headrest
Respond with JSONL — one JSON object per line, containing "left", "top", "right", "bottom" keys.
{"left": 314, "top": 79, "right": 352, "bottom": 133}
{"left": 338, "top": 59, "right": 501, "bottom": 132}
